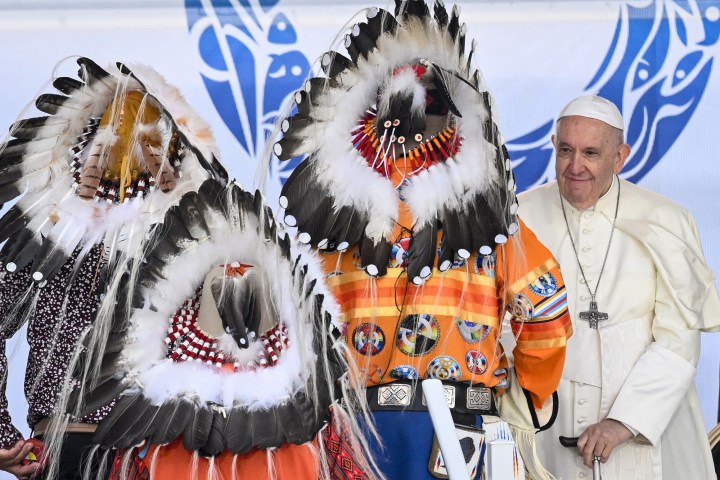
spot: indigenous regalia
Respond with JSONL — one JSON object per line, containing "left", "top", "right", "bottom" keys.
{"left": 73, "top": 179, "right": 360, "bottom": 479}
{"left": 271, "top": 1, "right": 572, "bottom": 478}
{"left": 0, "top": 56, "right": 224, "bottom": 478}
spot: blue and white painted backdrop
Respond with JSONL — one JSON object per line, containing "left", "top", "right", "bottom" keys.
{"left": 0, "top": 1, "right": 718, "bottom": 475}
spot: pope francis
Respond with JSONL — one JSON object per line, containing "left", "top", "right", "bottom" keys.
{"left": 519, "top": 95, "right": 720, "bottom": 479}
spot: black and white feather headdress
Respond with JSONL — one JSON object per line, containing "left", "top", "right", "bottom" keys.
{"left": 70, "top": 179, "right": 348, "bottom": 460}
{"left": 0, "top": 57, "right": 226, "bottom": 284}
{"left": 272, "top": 0, "right": 519, "bottom": 285}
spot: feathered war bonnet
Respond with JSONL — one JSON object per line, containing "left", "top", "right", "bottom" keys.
{"left": 69, "top": 179, "right": 348, "bottom": 463}
{"left": 0, "top": 56, "right": 226, "bottom": 285}
{"left": 0, "top": 57, "right": 228, "bottom": 480}
{"left": 273, "top": 0, "right": 520, "bottom": 284}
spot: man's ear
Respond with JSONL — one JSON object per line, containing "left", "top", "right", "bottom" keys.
{"left": 615, "top": 143, "right": 631, "bottom": 174}
{"left": 551, "top": 134, "right": 557, "bottom": 148}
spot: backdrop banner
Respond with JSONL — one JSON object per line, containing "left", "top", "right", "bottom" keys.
{"left": 0, "top": 0, "right": 718, "bottom": 471}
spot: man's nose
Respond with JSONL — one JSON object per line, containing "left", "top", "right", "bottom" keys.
{"left": 567, "top": 153, "right": 585, "bottom": 173}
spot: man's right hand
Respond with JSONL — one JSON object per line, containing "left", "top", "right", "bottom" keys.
{"left": 577, "top": 418, "right": 634, "bottom": 468}
{"left": 0, "top": 440, "right": 43, "bottom": 479}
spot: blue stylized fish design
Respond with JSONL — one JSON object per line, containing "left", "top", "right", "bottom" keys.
{"left": 186, "top": 1, "right": 718, "bottom": 190}
{"left": 185, "top": 0, "right": 310, "bottom": 167}
{"left": 508, "top": 0, "right": 719, "bottom": 192}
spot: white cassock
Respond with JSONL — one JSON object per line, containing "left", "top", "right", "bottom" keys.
{"left": 519, "top": 177, "right": 720, "bottom": 480}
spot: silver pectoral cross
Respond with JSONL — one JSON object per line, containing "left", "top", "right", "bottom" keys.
{"left": 579, "top": 300, "right": 608, "bottom": 329}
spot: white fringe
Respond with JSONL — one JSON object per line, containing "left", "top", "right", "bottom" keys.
{"left": 231, "top": 453, "right": 239, "bottom": 480}
{"left": 207, "top": 455, "right": 219, "bottom": 480}
{"left": 80, "top": 440, "right": 102, "bottom": 480}
{"left": 191, "top": 450, "right": 200, "bottom": 480}
{"left": 149, "top": 444, "right": 163, "bottom": 479}
{"left": 118, "top": 448, "right": 136, "bottom": 480}
{"left": 266, "top": 448, "right": 277, "bottom": 480}
{"left": 37, "top": 413, "right": 69, "bottom": 480}
{"left": 509, "top": 425, "right": 558, "bottom": 480}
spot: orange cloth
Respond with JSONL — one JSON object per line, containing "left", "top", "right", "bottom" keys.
{"left": 498, "top": 224, "right": 573, "bottom": 408}
{"left": 142, "top": 438, "right": 318, "bottom": 480}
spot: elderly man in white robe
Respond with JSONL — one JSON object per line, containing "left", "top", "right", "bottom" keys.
{"left": 519, "top": 94, "right": 720, "bottom": 479}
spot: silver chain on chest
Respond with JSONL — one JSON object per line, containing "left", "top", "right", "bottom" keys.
{"left": 559, "top": 178, "right": 620, "bottom": 326}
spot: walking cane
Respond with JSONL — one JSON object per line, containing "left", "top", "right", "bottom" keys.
{"left": 559, "top": 436, "right": 601, "bottom": 480}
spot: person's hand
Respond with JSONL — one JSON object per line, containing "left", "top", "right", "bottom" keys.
{"left": 0, "top": 440, "right": 44, "bottom": 479}
{"left": 577, "top": 419, "right": 634, "bottom": 468}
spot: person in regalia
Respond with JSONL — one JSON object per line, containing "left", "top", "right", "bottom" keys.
{"left": 269, "top": 1, "right": 575, "bottom": 478}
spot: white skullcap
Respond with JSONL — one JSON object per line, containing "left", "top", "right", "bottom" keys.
{"left": 558, "top": 94, "right": 624, "bottom": 130}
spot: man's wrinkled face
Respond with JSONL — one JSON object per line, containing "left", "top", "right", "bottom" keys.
{"left": 553, "top": 116, "right": 630, "bottom": 209}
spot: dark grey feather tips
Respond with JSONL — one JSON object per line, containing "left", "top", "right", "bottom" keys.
{"left": 360, "top": 237, "right": 393, "bottom": 277}
{"left": 198, "top": 410, "right": 228, "bottom": 457}
{"left": 407, "top": 221, "right": 438, "bottom": 284}
{"left": 52, "top": 76, "right": 84, "bottom": 95}
{"left": 320, "top": 51, "right": 352, "bottom": 78}
{"left": 139, "top": 179, "right": 288, "bottom": 292}
{"left": 30, "top": 239, "right": 76, "bottom": 285}
{"left": 434, "top": 186, "right": 517, "bottom": 277}
{"left": 0, "top": 205, "right": 31, "bottom": 245}
{"left": 395, "top": 0, "right": 430, "bottom": 19}
{"left": 91, "top": 394, "right": 146, "bottom": 447}
{"left": 279, "top": 159, "right": 368, "bottom": 255}
{"left": 69, "top": 374, "right": 124, "bottom": 419}
{"left": 433, "top": 0, "right": 449, "bottom": 27}
{"left": 0, "top": 58, "right": 115, "bottom": 281}
{"left": 9, "top": 116, "right": 68, "bottom": 140}
{"left": 1, "top": 230, "right": 42, "bottom": 274}
{"left": 35, "top": 93, "right": 71, "bottom": 115}
{"left": 182, "top": 406, "right": 213, "bottom": 452}
{"left": 147, "top": 400, "right": 194, "bottom": 446}
{"left": 76, "top": 57, "right": 113, "bottom": 85}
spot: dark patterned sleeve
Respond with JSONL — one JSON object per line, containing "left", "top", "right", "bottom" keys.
{"left": 0, "top": 266, "right": 34, "bottom": 449}
{"left": 0, "top": 348, "right": 23, "bottom": 449}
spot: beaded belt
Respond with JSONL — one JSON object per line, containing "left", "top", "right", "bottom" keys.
{"left": 366, "top": 380, "right": 498, "bottom": 415}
